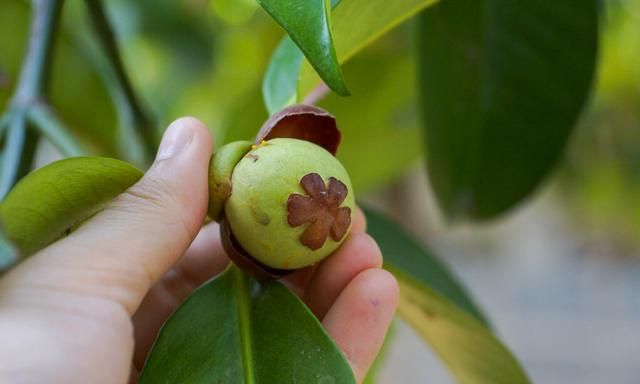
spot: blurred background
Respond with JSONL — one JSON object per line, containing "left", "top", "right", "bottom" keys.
{"left": 1, "top": 0, "right": 639, "bottom": 382}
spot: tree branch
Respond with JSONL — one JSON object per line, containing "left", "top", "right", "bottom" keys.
{"left": 0, "top": 114, "right": 27, "bottom": 199}
{"left": 28, "top": 102, "right": 86, "bottom": 157}
{"left": 0, "top": 0, "right": 64, "bottom": 199}
{"left": 13, "top": 0, "right": 63, "bottom": 106}
{"left": 85, "top": 0, "right": 156, "bottom": 163}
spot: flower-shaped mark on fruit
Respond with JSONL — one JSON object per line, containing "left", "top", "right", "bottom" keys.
{"left": 287, "top": 173, "right": 352, "bottom": 250}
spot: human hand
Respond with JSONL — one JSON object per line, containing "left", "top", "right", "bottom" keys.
{"left": 0, "top": 117, "right": 399, "bottom": 384}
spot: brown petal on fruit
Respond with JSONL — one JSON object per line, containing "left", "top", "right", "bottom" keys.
{"left": 301, "top": 217, "right": 331, "bottom": 250}
{"left": 220, "top": 218, "right": 292, "bottom": 280}
{"left": 300, "top": 172, "right": 326, "bottom": 199}
{"left": 287, "top": 194, "right": 323, "bottom": 226}
{"left": 330, "top": 207, "right": 351, "bottom": 241}
{"left": 255, "top": 104, "right": 341, "bottom": 155}
{"left": 326, "top": 177, "right": 348, "bottom": 206}
{"left": 287, "top": 173, "right": 352, "bottom": 250}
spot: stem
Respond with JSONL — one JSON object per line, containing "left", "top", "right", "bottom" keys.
{"left": 0, "top": 0, "right": 63, "bottom": 198}
{"left": 16, "top": 125, "right": 40, "bottom": 181}
{"left": 13, "top": 0, "right": 63, "bottom": 105}
{"left": 85, "top": 0, "right": 156, "bottom": 162}
{"left": 28, "top": 103, "right": 86, "bottom": 157}
{"left": 0, "top": 229, "right": 18, "bottom": 271}
{"left": 302, "top": 83, "right": 330, "bottom": 105}
{"left": 0, "top": 115, "right": 26, "bottom": 199}
{"left": 0, "top": 110, "right": 14, "bottom": 137}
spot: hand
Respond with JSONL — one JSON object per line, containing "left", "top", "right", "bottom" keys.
{"left": 0, "top": 118, "right": 399, "bottom": 384}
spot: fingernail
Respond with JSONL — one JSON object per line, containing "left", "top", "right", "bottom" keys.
{"left": 155, "top": 119, "right": 195, "bottom": 161}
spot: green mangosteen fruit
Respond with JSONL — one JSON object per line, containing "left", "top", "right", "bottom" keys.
{"left": 208, "top": 105, "right": 354, "bottom": 279}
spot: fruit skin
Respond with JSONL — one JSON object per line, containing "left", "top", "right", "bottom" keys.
{"left": 225, "top": 138, "right": 354, "bottom": 270}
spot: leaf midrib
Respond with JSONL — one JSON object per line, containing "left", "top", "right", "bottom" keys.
{"left": 233, "top": 267, "right": 256, "bottom": 384}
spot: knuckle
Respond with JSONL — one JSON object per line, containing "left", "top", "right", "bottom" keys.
{"left": 111, "top": 176, "right": 180, "bottom": 216}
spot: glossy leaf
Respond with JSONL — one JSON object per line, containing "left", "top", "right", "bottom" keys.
{"left": 257, "top": 0, "right": 349, "bottom": 98}
{"left": 140, "top": 266, "right": 355, "bottom": 383}
{"left": 0, "top": 157, "right": 142, "bottom": 257}
{"left": 418, "top": 0, "right": 599, "bottom": 219}
{"left": 298, "top": 0, "right": 438, "bottom": 97}
{"left": 262, "top": 37, "right": 304, "bottom": 114}
{"left": 260, "top": 0, "right": 343, "bottom": 114}
{"left": 262, "top": 0, "right": 438, "bottom": 113}
{"left": 365, "top": 208, "right": 529, "bottom": 383}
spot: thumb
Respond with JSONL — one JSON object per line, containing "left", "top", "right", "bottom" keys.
{"left": 2, "top": 117, "right": 213, "bottom": 314}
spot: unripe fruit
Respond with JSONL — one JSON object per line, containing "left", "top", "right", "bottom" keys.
{"left": 208, "top": 104, "right": 354, "bottom": 279}
{"left": 225, "top": 138, "right": 354, "bottom": 270}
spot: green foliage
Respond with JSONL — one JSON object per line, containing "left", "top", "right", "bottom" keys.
{"left": 299, "top": 0, "right": 437, "bottom": 96}
{"left": 0, "top": 1, "right": 29, "bottom": 108}
{"left": 417, "top": 0, "right": 599, "bottom": 220}
{"left": 262, "top": 38, "right": 303, "bottom": 114}
{"left": 140, "top": 266, "right": 356, "bottom": 384}
{"left": 558, "top": 0, "right": 640, "bottom": 246}
{"left": 262, "top": 0, "right": 437, "bottom": 113}
{"left": 258, "top": 0, "right": 348, "bottom": 97}
{"left": 366, "top": 208, "right": 530, "bottom": 383}
{"left": 0, "top": 157, "right": 141, "bottom": 257}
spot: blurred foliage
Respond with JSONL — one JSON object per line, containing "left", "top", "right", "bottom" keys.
{"left": 561, "top": 0, "right": 640, "bottom": 249}
{"left": 0, "top": 2, "right": 28, "bottom": 109}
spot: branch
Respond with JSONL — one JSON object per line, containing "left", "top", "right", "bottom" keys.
{"left": 28, "top": 102, "right": 86, "bottom": 157}
{"left": 13, "top": 0, "right": 63, "bottom": 106}
{"left": 0, "top": 0, "right": 64, "bottom": 199}
{"left": 0, "top": 228, "right": 18, "bottom": 271}
{"left": 85, "top": 0, "right": 156, "bottom": 163}
{"left": 0, "top": 114, "right": 27, "bottom": 199}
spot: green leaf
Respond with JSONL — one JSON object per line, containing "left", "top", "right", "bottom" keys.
{"left": 262, "top": 0, "right": 438, "bottom": 113}
{"left": 141, "top": 266, "right": 355, "bottom": 384}
{"left": 365, "top": 208, "right": 529, "bottom": 383}
{"left": 298, "top": 0, "right": 438, "bottom": 97}
{"left": 0, "top": 157, "right": 142, "bottom": 257}
{"left": 262, "top": 37, "right": 303, "bottom": 115}
{"left": 417, "top": 0, "right": 599, "bottom": 219}
{"left": 364, "top": 207, "right": 487, "bottom": 325}
{"left": 398, "top": 274, "right": 530, "bottom": 384}
{"left": 258, "top": 0, "right": 349, "bottom": 98}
